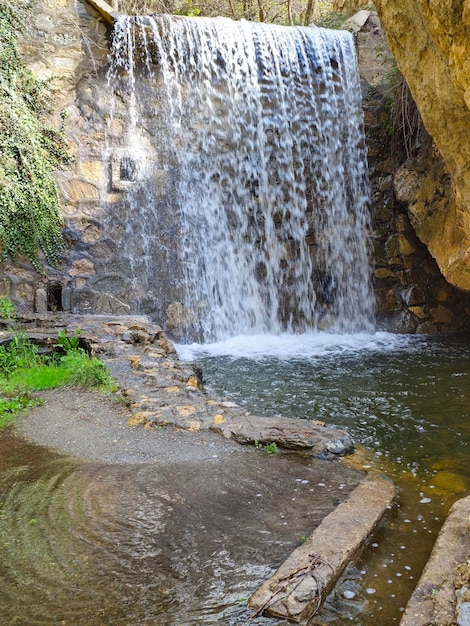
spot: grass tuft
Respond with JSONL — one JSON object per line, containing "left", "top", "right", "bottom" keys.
{"left": 0, "top": 330, "right": 118, "bottom": 428}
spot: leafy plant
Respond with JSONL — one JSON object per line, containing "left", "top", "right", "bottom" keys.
{"left": 56, "top": 328, "right": 82, "bottom": 353}
{"left": 264, "top": 441, "right": 280, "bottom": 455}
{"left": 0, "top": 296, "right": 15, "bottom": 320}
{"left": 0, "top": 332, "right": 41, "bottom": 376}
{"left": 0, "top": 1, "right": 69, "bottom": 268}
{"left": 253, "top": 440, "right": 280, "bottom": 455}
{"left": 0, "top": 393, "right": 38, "bottom": 428}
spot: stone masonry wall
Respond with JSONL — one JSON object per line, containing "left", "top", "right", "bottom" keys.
{"left": 8, "top": 0, "right": 183, "bottom": 323}
{"left": 3, "top": 2, "right": 470, "bottom": 334}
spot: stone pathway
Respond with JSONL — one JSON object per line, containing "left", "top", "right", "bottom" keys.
{"left": 4, "top": 313, "right": 354, "bottom": 458}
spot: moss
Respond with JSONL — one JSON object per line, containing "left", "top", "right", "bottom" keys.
{"left": 0, "top": 0, "right": 70, "bottom": 269}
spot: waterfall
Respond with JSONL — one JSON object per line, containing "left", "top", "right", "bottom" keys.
{"left": 108, "top": 15, "right": 374, "bottom": 342}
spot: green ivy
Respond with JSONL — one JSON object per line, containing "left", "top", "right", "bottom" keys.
{"left": 0, "top": 1, "right": 69, "bottom": 268}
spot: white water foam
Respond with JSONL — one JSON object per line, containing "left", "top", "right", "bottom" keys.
{"left": 175, "top": 332, "right": 419, "bottom": 361}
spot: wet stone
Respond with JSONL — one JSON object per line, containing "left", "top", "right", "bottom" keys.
{"left": 249, "top": 474, "right": 396, "bottom": 622}
{"left": 4, "top": 313, "right": 357, "bottom": 452}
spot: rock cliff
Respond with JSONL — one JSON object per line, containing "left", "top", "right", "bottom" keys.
{"left": 374, "top": 0, "right": 470, "bottom": 290}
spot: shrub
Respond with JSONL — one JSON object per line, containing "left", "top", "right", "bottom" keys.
{"left": 0, "top": 296, "right": 15, "bottom": 320}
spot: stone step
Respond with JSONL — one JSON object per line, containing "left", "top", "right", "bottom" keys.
{"left": 248, "top": 473, "right": 396, "bottom": 623}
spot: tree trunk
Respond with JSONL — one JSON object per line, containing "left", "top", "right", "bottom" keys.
{"left": 303, "top": 0, "right": 317, "bottom": 26}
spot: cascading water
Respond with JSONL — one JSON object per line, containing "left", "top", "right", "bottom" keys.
{"left": 108, "top": 15, "right": 374, "bottom": 342}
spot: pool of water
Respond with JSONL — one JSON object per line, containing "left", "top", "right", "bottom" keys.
{"left": 0, "top": 427, "right": 360, "bottom": 625}
{"left": 178, "top": 331, "right": 470, "bottom": 624}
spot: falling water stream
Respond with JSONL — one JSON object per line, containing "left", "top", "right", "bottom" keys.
{"left": 108, "top": 15, "right": 373, "bottom": 340}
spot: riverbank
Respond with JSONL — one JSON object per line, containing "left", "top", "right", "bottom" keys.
{"left": 4, "top": 312, "right": 354, "bottom": 458}
{"left": 5, "top": 313, "right": 469, "bottom": 624}
{"left": 2, "top": 314, "right": 373, "bottom": 623}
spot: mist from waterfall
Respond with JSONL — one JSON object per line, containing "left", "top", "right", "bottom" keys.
{"left": 108, "top": 15, "right": 374, "bottom": 342}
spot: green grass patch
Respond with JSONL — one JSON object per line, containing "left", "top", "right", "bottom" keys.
{"left": 60, "top": 351, "right": 117, "bottom": 391}
{"left": 0, "top": 330, "right": 118, "bottom": 428}
{"left": 0, "top": 394, "right": 39, "bottom": 428}
{"left": 6, "top": 365, "right": 71, "bottom": 391}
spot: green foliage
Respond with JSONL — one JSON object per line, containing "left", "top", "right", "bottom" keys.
{"left": 263, "top": 441, "right": 280, "bottom": 455}
{"left": 56, "top": 328, "right": 82, "bottom": 352}
{"left": 175, "top": 0, "right": 200, "bottom": 15}
{"left": 253, "top": 439, "right": 280, "bottom": 455}
{"left": 54, "top": 328, "right": 117, "bottom": 390}
{"left": 112, "top": 0, "right": 360, "bottom": 28}
{"left": 313, "top": 1, "right": 351, "bottom": 28}
{"left": 0, "top": 330, "right": 117, "bottom": 428}
{"left": 60, "top": 351, "right": 117, "bottom": 390}
{"left": 0, "top": 1, "right": 68, "bottom": 268}
{"left": 0, "top": 295, "right": 15, "bottom": 319}
{"left": 0, "top": 332, "right": 40, "bottom": 376}
{"left": 0, "top": 393, "right": 37, "bottom": 428}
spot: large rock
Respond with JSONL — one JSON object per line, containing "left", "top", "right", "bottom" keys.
{"left": 210, "top": 414, "right": 354, "bottom": 457}
{"left": 374, "top": 0, "right": 470, "bottom": 291}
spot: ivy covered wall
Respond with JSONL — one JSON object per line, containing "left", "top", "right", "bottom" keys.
{"left": 0, "top": 1, "right": 68, "bottom": 268}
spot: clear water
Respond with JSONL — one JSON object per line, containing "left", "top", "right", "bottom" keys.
{"left": 0, "top": 430, "right": 360, "bottom": 625}
{"left": 2, "top": 334, "right": 467, "bottom": 625}
{"left": 177, "top": 331, "right": 470, "bottom": 624}
{"left": 108, "top": 16, "right": 373, "bottom": 340}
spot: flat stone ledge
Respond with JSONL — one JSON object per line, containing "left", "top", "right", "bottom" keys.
{"left": 5, "top": 314, "right": 355, "bottom": 459}
{"left": 84, "top": 0, "right": 119, "bottom": 24}
{"left": 210, "top": 414, "right": 354, "bottom": 458}
{"left": 400, "top": 495, "right": 470, "bottom": 626}
{"left": 248, "top": 473, "right": 396, "bottom": 622}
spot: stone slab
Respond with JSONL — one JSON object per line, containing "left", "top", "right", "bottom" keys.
{"left": 84, "top": 0, "right": 119, "bottom": 23}
{"left": 345, "top": 10, "right": 372, "bottom": 33}
{"left": 400, "top": 495, "right": 470, "bottom": 626}
{"left": 210, "top": 414, "right": 354, "bottom": 457}
{"left": 248, "top": 473, "right": 396, "bottom": 622}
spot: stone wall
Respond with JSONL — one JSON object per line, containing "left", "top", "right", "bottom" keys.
{"left": 7, "top": 0, "right": 183, "bottom": 322}
{"left": 2, "top": 0, "right": 111, "bottom": 313}
{"left": 3, "top": 2, "right": 470, "bottom": 334}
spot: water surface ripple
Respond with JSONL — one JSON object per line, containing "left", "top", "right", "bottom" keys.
{"left": 181, "top": 331, "right": 470, "bottom": 624}
{"left": 0, "top": 432, "right": 359, "bottom": 625}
